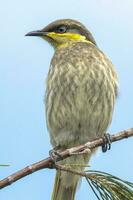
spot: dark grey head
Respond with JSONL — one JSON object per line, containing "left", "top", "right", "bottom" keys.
{"left": 26, "top": 19, "right": 97, "bottom": 47}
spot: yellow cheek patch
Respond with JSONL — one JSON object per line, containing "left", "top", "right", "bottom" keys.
{"left": 47, "top": 32, "right": 85, "bottom": 41}
{"left": 47, "top": 32, "right": 93, "bottom": 48}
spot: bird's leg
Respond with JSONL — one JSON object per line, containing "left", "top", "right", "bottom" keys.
{"left": 49, "top": 145, "right": 62, "bottom": 162}
{"left": 102, "top": 133, "right": 111, "bottom": 152}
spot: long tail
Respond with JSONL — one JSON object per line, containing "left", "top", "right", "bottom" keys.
{"left": 51, "top": 170, "right": 77, "bottom": 200}
{"left": 51, "top": 155, "right": 91, "bottom": 200}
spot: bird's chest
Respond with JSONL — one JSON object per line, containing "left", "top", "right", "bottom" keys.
{"left": 46, "top": 62, "right": 89, "bottom": 112}
{"left": 45, "top": 44, "right": 118, "bottom": 147}
{"left": 46, "top": 61, "right": 114, "bottom": 128}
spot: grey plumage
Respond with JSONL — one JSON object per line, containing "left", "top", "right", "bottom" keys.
{"left": 45, "top": 41, "right": 118, "bottom": 200}
{"left": 46, "top": 42, "right": 118, "bottom": 147}
{"left": 26, "top": 19, "right": 118, "bottom": 200}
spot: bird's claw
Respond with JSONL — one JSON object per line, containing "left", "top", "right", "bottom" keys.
{"left": 102, "top": 133, "right": 111, "bottom": 152}
{"left": 49, "top": 148, "right": 62, "bottom": 162}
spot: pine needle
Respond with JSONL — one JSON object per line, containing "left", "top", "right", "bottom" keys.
{"left": 63, "top": 163, "right": 90, "bottom": 168}
{"left": 0, "top": 164, "right": 10, "bottom": 167}
{"left": 85, "top": 170, "right": 133, "bottom": 200}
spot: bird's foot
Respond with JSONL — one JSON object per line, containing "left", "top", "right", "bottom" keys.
{"left": 49, "top": 146, "right": 62, "bottom": 162}
{"left": 102, "top": 133, "right": 111, "bottom": 152}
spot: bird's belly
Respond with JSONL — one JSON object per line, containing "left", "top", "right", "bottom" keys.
{"left": 46, "top": 80, "right": 114, "bottom": 148}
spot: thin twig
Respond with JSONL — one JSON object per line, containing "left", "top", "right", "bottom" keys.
{"left": 0, "top": 128, "right": 133, "bottom": 189}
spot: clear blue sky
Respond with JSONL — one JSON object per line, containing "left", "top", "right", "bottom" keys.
{"left": 0, "top": 0, "right": 133, "bottom": 199}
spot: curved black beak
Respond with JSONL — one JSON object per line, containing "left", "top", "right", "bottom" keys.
{"left": 25, "top": 30, "right": 48, "bottom": 37}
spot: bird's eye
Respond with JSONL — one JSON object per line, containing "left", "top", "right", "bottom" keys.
{"left": 57, "top": 25, "right": 67, "bottom": 33}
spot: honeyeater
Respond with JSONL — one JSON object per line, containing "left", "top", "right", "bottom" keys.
{"left": 26, "top": 19, "right": 118, "bottom": 200}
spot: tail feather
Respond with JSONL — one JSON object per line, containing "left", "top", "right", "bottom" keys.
{"left": 51, "top": 154, "right": 92, "bottom": 200}
{"left": 51, "top": 170, "right": 77, "bottom": 200}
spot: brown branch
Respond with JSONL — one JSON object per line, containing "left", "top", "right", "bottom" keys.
{"left": 0, "top": 128, "right": 133, "bottom": 189}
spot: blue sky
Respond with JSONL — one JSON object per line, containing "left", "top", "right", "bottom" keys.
{"left": 0, "top": 0, "right": 133, "bottom": 199}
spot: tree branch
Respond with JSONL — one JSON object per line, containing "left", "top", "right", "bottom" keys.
{"left": 0, "top": 128, "right": 133, "bottom": 189}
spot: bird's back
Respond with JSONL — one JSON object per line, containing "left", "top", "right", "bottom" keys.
{"left": 45, "top": 42, "right": 118, "bottom": 149}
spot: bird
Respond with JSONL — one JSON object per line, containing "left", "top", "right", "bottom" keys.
{"left": 26, "top": 19, "right": 118, "bottom": 200}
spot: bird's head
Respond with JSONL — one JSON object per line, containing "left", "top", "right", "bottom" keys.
{"left": 26, "top": 19, "right": 96, "bottom": 49}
